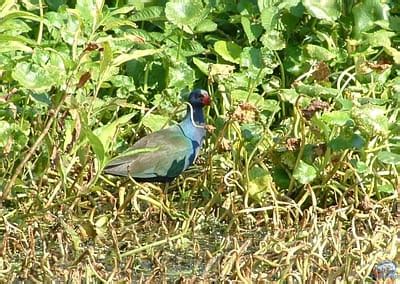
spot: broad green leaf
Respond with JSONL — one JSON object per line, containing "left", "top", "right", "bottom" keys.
{"left": 142, "top": 113, "right": 170, "bottom": 132}
{"left": 192, "top": 57, "right": 210, "bottom": 75}
{"left": 101, "top": 17, "right": 138, "bottom": 31}
{"left": 0, "top": 40, "right": 32, "bottom": 53}
{"left": 385, "top": 46, "right": 400, "bottom": 64}
{"left": 231, "top": 90, "right": 258, "bottom": 103}
{"left": 352, "top": 0, "right": 390, "bottom": 38}
{"left": 181, "top": 40, "right": 205, "bottom": 56}
{"left": 12, "top": 62, "right": 54, "bottom": 91}
{"left": 76, "top": 0, "right": 103, "bottom": 25}
{"left": 302, "top": 0, "right": 341, "bottom": 21}
{"left": 354, "top": 161, "right": 368, "bottom": 174}
{"left": 261, "top": 30, "right": 286, "bottom": 50}
{"left": 195, "top": 19, "right": 217, "bottom": 33}
{"left": 0, "top": 18, "right": 31, "bottom": 35}
{"left": 363, "top": 30, "right": 395, "bottom": 48}
{"left": 377, "top": 184, "right": 394, "bottom": 194}
{"left": 241, "top": 123, "right": 262, "bottom": 145}
{"left": 247, "top": 166, "right": 272, "bottom": 201}
{"left": 165, "top": 0, "right": 206, "bottom": 30}
{"left": 240, "top": 47, "right": 263, "bottom": 69}
{"left": 329, "top": 133, "right": 365, "bottom": 151}
{"left": 241, "top": 16, "right": 262, "bottom": 43}
{"left": 278, "top": 0, "right": 302, "bottom": 11}
{"left": 377, "top": 151, "right": 400, "bottom": 165}
{"left": 295, "top": 83, "right": 337, "bottom": 98}
{"left": 99, "top": 41, "right": 113, "bottom": 80}
{"left": 0, "top": 11, "right": 43, "bottom": 25}
{"left": 168, "top": 61, "right": 195, "bottom": 89}
{"left": 94, "top": 113, "right": 136, "bottom": 151}
{"left": 279, "top": 89, "right": 299, "bottom": 104}
{"left": 109, "top": 6, "right": 136, "bottom": 16}
{"left": 82, "top": 126, "right": 106, "bottom": 165}
{"left": 30, "top": 93, "right": 51, "bottom": 106}
{"left": 131, "top": 6, "right": 165, "bottom": 21}
{"left": 47, "top": 11, "right": 85, "bottom": 46}
{"left": 305, "top": 44, "right": 336, "bottom": 61}
{"left": 262, "top": 99, "right": 280, "bottom": 113}
{"left": 260, "top": 6, "right": 279, "bottom": 31}
{"left": 113, "top": 49, "right": 160, "bottom": 66}
{"left": 214, "top": 41, "right": 242, "bottom": 64}
{"left": 0, "top": 34, "right": 36, "bottom": 45}
{"left": 0, "top": 120, "right": 11, "bottom": 147}
{"left": 272, "top": 167, "right": 290, "bottom": 189}
{"left": 241, "top": 17, "right": 255, "bottom": 43}
{"left": 293, "top": 160, "right": 317, "bottom": 184}
{"left": 46, "top": 0, "right": 67, "bottom": 11}
{"left": 389, "top": 16, "right": 400, "bottom": 32}
{"left": 209, "top": 63, "right": 235, "bottom": 79}
{"left": 351, "top": 105, "right": 388, "bottom": 137}
{"left": 321, "top": 111, "right": 352, "bottom": 126}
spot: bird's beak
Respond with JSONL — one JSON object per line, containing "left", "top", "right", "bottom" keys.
{"left": 201, "top": 91, "right": 211, "bottom": 106}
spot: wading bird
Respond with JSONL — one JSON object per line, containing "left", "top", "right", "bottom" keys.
{"left": 104, "top": 89, "right": 211, "bottom": 182}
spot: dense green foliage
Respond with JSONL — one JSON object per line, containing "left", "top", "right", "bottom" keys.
{"left": 0, "top": 0, "right": 399, "bottom": 281}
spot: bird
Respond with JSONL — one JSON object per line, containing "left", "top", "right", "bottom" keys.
{"left": 104, "top": 89, "right": 211, "bottom": 182}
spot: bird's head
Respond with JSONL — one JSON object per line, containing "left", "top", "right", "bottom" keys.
{"left": 188, "top": 89, "right": 211, "bottom": 108}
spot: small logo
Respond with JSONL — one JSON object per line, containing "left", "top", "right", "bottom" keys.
{"left": 371, "top": 260, "right": 398, "bottom": 283}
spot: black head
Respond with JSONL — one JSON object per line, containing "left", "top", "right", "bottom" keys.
{"left": 188, "top": 89, "right": 211, "bottom": 108}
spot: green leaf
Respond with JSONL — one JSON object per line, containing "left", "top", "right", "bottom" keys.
{"left": 192, "top": 57, "right": 210, "bottom": 75}
{"left": 165, "top": 0, "right": 206, "bottom": 30}
{"left": 240, "top": 47, "right": 263, "bottom": 69}
{"left": 0, "top": 18, "right": 31, "bottom": 35}
{"left": 0, "top": 120, "right": 11, "bottom": 147}
{"left": 302, "top": 0, "right": 341, "bottom": 21}
{"left": 295, "top": 83, "right": 337, "bottom": 98}
{"left": 12, "top": 62, "right": 54, "bottom": 91}
{"left": 377, "top": 184, "right": 394, "bottom": 194}
{"left": 384, "top": 46, "right": 400, "bottom": 64}
{"left": 142, "top": 113, "right": 170, "bottom": 132}
{"left": 247, "top": 166, "right": 272, "bottom": 201}
{"left": 321, "top": 111, "right": 352, "bottom": 126}
{"left": 293, "top": 160, "right": 317, "bottom": 184}
{"left": 82, "top": 126, "right": 106, "bottom": 165}
{"left": 241, "top": 17, "right": 263, "bottom": 44}
{"left": 0, "top": 11, "right": 43, "bottom": 25}
{"left": 363, "top": 30, "right": 395, "bottom": 48}
{"left": 195, "top": 19, "right": 217, "bottom": 33}
{"left": 168, "top": 61, "right": 195, "bottom": 89}
{"left": 241, "top": 17, "right": 255, "bottom": 43}
{"left": 352, "top": 0, "right": 390, "bottom": 38}
{"left": 76, "top": 0, "right": 102, "bottom": 25}
{"left": 328, "top": 133, "right": 365, "bottom": 151}
{"left": 305, "top": 44, "right": 336, "bottom": 61}
{"left": 99, "top": 41, "right": 113, "bottom": 80}
{"left": 94, "top": 113, "right": 137, "bottom": 151}
{"left": 272, "top": 167, "right": 290, "bottom": 189}
{"left": 260, "top": 6, "right": 279, "bottom": 31}
{"left": 351, "top": 105, "right": 389, "bottom": 137}
{"left": 261, "top": 30, "right": 286, "bottom": 50}
{"left": 377, "top": 151, "right": 400, "bottom": 165}
{"left": 0, "top": 34, "right": 36, "bottom": 52}
{"left": 113, "top": 49, "right": 160, "bottom": 66}
{"left": 214, "top": 41, "right": 242, "bottom": 64}
{"left": 279, "top": 89, "right": 299, "bottom": 104}
{"left": 131, "top": 6, "right": 165, "bottom": 21}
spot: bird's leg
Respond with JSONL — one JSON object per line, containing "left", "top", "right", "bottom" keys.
{"left": 163, "top": 182, "right": 170, "bottom": 207}
{"left": 117, "top": 176, "right": 138, "bottom": 213}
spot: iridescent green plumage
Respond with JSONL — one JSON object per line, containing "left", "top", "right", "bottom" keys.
{"left": 104, "top": 89, "right": 210, "bottom": 182}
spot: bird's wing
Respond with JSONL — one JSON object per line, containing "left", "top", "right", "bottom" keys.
{"left": 104, "top": 126, "right": 197, "bottom": 178}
